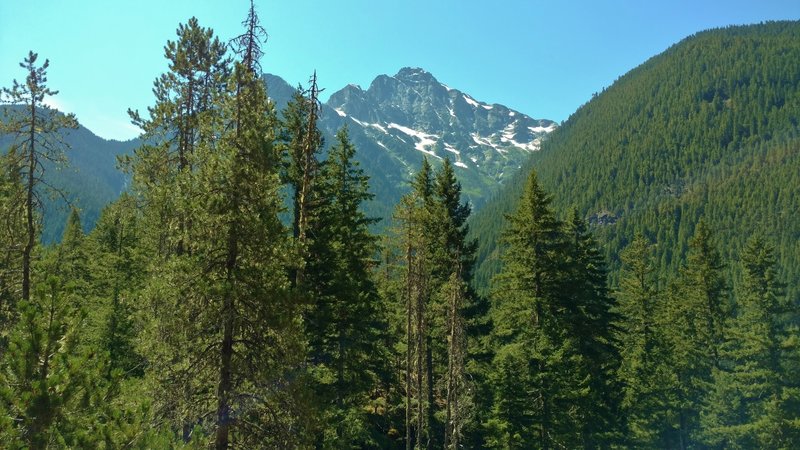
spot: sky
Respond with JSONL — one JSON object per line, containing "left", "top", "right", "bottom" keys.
{"left": 1, "top": 0, "right": 798, "bottom": 141}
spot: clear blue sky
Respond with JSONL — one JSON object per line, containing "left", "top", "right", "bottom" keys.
{"left": 2, "top": 0, "right": 798, "bottom": 141}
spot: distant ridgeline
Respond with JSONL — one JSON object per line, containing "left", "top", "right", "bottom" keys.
{"left": 2, "top": 67, "right": 555, "bottom": 242}
{"left": 471, "top": 21, "right": 800, "bottom": 300}
{"left": 0, "top": 105, "right": 137, "bottom": 243}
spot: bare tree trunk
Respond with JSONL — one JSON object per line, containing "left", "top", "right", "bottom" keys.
{"left": 445, "top": 263, "right": 463, "bottom": 450}
{"left": 295, "top": 71, "right": 319, "bottom": 287}
{"left": 22, "top": 97, "right": 36, "bottom": 302}
{"left": 416, "top": 258, "right": 425, "bottom": 449}
{"left": 426, "top": 335, "right": 434, "bottom": 448}
{"left": 405, "top": 243, "right": 413, "bottom": 450}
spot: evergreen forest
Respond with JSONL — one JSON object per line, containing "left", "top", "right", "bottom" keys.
{"left": 0, "top": 4, "right": 798, "bottom": 449}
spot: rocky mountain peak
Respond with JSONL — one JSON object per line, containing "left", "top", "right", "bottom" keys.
{"left": 265, "top": 68, "right": 556, "bottom": 213}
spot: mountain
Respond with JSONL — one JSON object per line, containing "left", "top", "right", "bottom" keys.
{"left": 265, "top": 68, "right": 556, "bottom": 220}
{"left": 1, "top": 68, "right": 553, "bottom": 242}
{"left": 470, "top": 21, "right": 800, "bottom": 300}
{"left": 0, "top": 106, "right": 137, "bottom": 242}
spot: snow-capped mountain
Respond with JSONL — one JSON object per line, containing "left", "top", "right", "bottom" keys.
{"left": 265, "top": 68, "right": 556, "bottom": 219}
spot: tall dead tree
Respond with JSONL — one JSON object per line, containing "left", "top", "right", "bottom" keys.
{"left": 294, "top": 71, "right": 323, "bottom": 287}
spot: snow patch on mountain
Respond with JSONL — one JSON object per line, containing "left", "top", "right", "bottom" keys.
{"left": 444, "top": 143, "right": 460, "bottom": 155}
{"left": 388, "top": 123, "right": 441, "bottom": 159}
{"left": 529, "top": 124, "right": 557, "bottom": 134}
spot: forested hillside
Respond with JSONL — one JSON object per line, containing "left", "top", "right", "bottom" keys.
{"left": 472, "top": 21, "right": 800, "bottom": 301}
{"left": 1, "top": 6, "right": 799, "bottom": 449}
{"left": 0, "top": 107, "right": 136, "bottom": 242}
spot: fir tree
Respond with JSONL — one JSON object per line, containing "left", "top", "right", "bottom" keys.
{"left": 90, "top": 194, "right": 146, "bottom": 378}
{"left": 394, "top": 157, "right": 435, "bottom": 449}
{"left": 662, "top": 219, "right": 728, "bottom": 447}
{"left": 563, "top": 208, "right": 622, "bottom": 447}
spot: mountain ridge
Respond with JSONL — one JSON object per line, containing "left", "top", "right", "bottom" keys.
{"left": 3, "top": 67, "right": 555, "bottom": 239}
{"left": 470, "top": 21, "right": 800, "bottom": 298}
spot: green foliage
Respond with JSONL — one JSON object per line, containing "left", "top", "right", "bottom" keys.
{"left": 3, "top": 15, "right": 800, "bottom": 450}
{"left": 303, "top": 126, "right": 389, "bottom": 447}
{"left": 472, "top": 21, "right": 800, "bottom": 301}
{"left": 701, "top": 236, "right": 800, "bottom": 448}
{"left": 487, "top": 170, "right": 619, "bottom": 449}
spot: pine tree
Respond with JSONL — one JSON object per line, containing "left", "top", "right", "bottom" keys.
{"left": 1, "top": 51, "right": 78, "bottom": 302}
{"left": 0, "top": 149, "right": 25, "bottom": 335}
{"left": 0, "top": 277, "right": 106, "bottom": 448}
{"left": 136, "top": 6, "right": 308, "bottom": 448}
{"left": 126, "top": 17, "right": 229, "bottom": 257}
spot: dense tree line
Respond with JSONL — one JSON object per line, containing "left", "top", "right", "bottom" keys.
{"left": 472, "top": 21, "right": 800, "bottom": 301}
{"left": 1, "top": 9, "right": 798, "bottom": 449}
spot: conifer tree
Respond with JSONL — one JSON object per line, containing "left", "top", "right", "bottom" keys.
{"left": 51, "top": 208, "right": 90, "bottom": 291}
{"left": 126, "top": 17, "right": 229, "bottom": 257}
{"left": 1, "top": 51, "right": 78, "bottom": 302}
{"left": 615, "top": 233, "right": 676, "bottom": 447}
{"left": 137, "top": 6, "right": 308, "bottom": 448}
{"left": 701, "top": 235, "right": 799, "bottom": 448}
{"left": 430, "top": 158, "right": 477, "bottom": 449}
{"left": 0, "top": 149, "right": 25, "bottom": 334}
{"left": 395, "top": 157, "right": 435, "bottom": 449}
{"left": 0, "top": 277, "right": 107, "bottom": 448}
{"left": 662, "top": 219, "right": 728, "bottom": 447}
{"left": 304, "top": 126, "right": 387, "bottom": 446}
{"left": 90, "top": 194, "right": 146, "bottom": 378}
{"left": 293, "top": 72, "right": 323, "bottom": 287}
{"left": 563, "top": 208, "right": 622, "bottom": 447}
{"left": 487, "top": 170, "right": 583, "bottom": 449}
